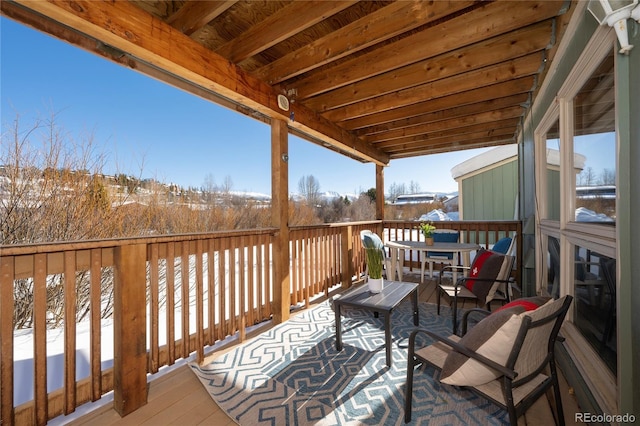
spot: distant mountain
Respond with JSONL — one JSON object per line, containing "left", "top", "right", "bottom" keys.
{"left": 288, "top": 191, "right": 359, "bottom": 202}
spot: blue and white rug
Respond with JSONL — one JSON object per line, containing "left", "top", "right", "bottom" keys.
{"left": 190, "top": 298, "right": 509, "bottom": 425}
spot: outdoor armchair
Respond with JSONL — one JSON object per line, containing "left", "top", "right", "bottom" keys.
{"left": 405, "top": 295, "right": 573, "bottom": 425}
{"left": 436, "top": 248, "right": 514, "bottom": 335}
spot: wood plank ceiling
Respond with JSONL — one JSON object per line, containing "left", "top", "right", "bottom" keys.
{"left": 2, "top": 0, "right": 575, "bottom": 166}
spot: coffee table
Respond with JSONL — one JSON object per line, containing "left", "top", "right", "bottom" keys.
{"left": 334, "top": 280, "right": 419, "bottom": 367}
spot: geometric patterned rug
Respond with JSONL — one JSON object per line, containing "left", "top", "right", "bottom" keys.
{"left": 190, "top": 297, "right": 509, "bottom": 425}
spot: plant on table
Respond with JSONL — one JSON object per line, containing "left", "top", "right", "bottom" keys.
{"left": 365, "top": 247, "right": 384, "bottom": 280}
{"left": 419, "top": 221, "right": 437, "bottom": 239}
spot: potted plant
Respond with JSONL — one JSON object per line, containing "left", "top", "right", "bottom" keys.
{"left": 364, "top": 247, "right": 384, "bottom": 293}
{"left": 419, "top": 221, "right": 437, "bottom": 246}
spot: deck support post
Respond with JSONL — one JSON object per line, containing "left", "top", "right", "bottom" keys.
{"left": 376, "top": 164, "right": 384, "bottom": 221}
{"left": 113, "top": 243, "right": 147, "bottom": 416}
{"left": 272, "top": 118, "right": 290, "bottom": 324}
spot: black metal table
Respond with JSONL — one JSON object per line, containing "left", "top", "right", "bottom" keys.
{"left": 334, "top": 280, "right": 419, "bottom": 367}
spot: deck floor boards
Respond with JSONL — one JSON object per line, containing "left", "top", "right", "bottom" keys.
{"left": 63, "top": 270, "right": 582, "bottom": 425}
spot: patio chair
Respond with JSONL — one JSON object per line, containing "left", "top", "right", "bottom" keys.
{"left": 422, "top": 229, "right": 460, "bottom": 282}
{"left": 405, "top": 295, "right": 573, "bottom": 425}
{"left": 360, "top": 230, "right": 393, "bottom": 280}
{"left": 549, "top": 238, "right": 606, "bottom": 304}
{"left": 492, "top": 234, "right": 518, "bottom": 300}
{"left": 436, "top": 248, "right": 514, "bottom": 335}
{"left": 574, "top": 249, "right": 607, "bottom": 307}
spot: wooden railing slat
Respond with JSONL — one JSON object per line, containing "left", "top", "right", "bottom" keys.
{"left": 229, "top": 237, "right": 237, "bottom": 339}
{"left": 149, "top": 244, "right": 160, "bottom": 374}
{"left": 216, "top": 239, "right": 226, "bottom": 341}
{"left": 89, "top": 248, "right": 102, "bottom": 401}
{"left": 181, "top": 241, "right": 190, "bottom": 359}
{"left": 34, "top": 253, "right": 48, "bottom": 424}
{"left": 205, "top": 239, "right": 214, "bottom": 346}
{"left": 64, "top": 250, "right": 77, "bottom": 414}
{"left": 166, "top": 242, "right": 176, "bottom": 365}
{"left": 238, "top": 236, "right": 246, "bottom": 342}
{"left": 195, "top": 240, "right": 204, "bottom": 364}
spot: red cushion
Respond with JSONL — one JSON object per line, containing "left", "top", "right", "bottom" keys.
{"left": 495, "top": 296, "right": 551, "bottom": 313}
{"left": 465, "top": 249, "right": 504, "bottom": 292}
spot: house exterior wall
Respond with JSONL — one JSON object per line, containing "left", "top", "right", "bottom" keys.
{"left": 615, "top": 28, "right": 640, "bottom": 417}
{"left": 546, "top": 168, "right": 561, "bottom": 221}
{"left": 460, "top": 160, "right": 518, "bottom": 220}
{"left": 520, "top": 4, "right": 640, "bottom": 417}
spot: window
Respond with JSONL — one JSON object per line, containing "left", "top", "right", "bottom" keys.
{"left": 534, "top": 27, "right": 618, "bottom": 402}
{"left": 573, "top": 52, "right": 616, "bottom": 223}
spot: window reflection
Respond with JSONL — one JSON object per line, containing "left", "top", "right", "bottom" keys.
{"left": 573, "top": 52, "right": 616, "bottom": 223}
{"left": 547, "top": 236, "right": 560, "bottom": 298}
{"left": 545, "top": 120, "right": 560, "bottom": 221}
{"left": 573, "top": 245, "right": 617, "bottom": 374}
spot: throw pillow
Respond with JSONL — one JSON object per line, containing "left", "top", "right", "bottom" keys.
{"left": 495, "top": 296, "right": 551, "bottom": 313}
{"left": 440, "top": 305, "right": 525, "bottom": 386}
{"left": 492, "top": 237, "right": 512, "bottom": 254}
{"left": 464, "top": 249, "right": 506, "bottom": 302}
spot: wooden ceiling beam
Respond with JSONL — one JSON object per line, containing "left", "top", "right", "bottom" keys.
{"left": 305, "top": 21, "right": 553, "bottom": 112}
{"left": 166, "top": 1, "right": 236, "bottom": 36}
{"left": 7, "top": 0, "right": 389, "bottom": 165}
{"left": 366, "top": 106, "right": 524, "bottom": 143}
{"left": 322, "top": 53, "right": 543, "bottom": 122}
{"left": 355, "top": 93, "right": 529, "bottom": 137}
{"left": 290, "top": 0, "right": 564, "bottom": 99}
{"left": 215, "top": 1, "right": 356, "bottom": 63}
{"left": 374, "top": 119, "right": 520, "bottom": 151}
{"left": 255, "top": 0, "right": 476, "bottom": 84}
{"left": 389, "top": 137, "right": 516, "bottom": 159}
{"left": 341, "top": 80, "right": 533, "bottom": 130}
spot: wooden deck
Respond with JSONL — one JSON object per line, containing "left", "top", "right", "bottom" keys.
{"left": 63, "top": 271, "right": 582, "bottom": 425}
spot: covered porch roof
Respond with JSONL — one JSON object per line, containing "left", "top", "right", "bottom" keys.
{"left": 1, "top": 0, "right": 575, "bottom": 166}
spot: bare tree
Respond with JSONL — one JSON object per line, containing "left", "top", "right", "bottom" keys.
{"left": 2, "top": 113, "right": 130, "bottom": 327}
{"left": 298, "top": 174, "right": 321, "bottom": 205}
{"left": 601, "top": 168, "right": 615, "bottom": 185}
{"left": 578, "top": 167, "right": 596, "bottom": 186}
{"left": 387, "top": 182, "right": 406, "bottom": 202}
{"left": 221, "top": 175, "right": 233, "bottom": 193}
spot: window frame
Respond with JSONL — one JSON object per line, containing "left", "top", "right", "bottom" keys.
{"left": 533, "top": 25, "right": 618, "bottom": 414}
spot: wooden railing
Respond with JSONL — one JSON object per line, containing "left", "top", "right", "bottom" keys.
{"left": 0, "top": 220, "right": 519, "bottom": 425}
{"left": 384, "top": 220, "right": 522, "bottom": 279}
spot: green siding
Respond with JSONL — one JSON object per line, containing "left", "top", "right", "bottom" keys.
{"left": 546, "top": 169, "right": 561, "bottom": 221}
{"left": 461, "top": 160, "right": 517, "bottom": 220}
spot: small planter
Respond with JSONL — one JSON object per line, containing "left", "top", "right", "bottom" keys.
{"left": 368, "top": 277, "right": 384, "bottom": 293}
{"left": 425, "top": 237, "right": 434, "bottom": 246}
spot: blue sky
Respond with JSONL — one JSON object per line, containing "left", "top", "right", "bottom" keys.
{"left": 3, "top": 17, "right": 507, "bottom": 196}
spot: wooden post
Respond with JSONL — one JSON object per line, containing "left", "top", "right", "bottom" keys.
{"left": 0, "top": 256, "right": 15, "bottom": 424}
{"left": 341, "top": 225, "right": 353, "bottom": 289}
{"left": 376, "top": 164, "right": 384, "bottom": 221}
{"left": 113, "top": 243, "right": 147, "bottom": 416}
{"left": 271, "top": 118, "right": 290, "bottom": 324}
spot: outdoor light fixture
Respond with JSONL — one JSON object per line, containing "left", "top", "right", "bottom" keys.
{"left": 588, "top": 0, "right": 639, "bottom": 54}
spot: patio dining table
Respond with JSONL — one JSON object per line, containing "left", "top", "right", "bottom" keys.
{"left": 385, "top": 240, "right": 481, "bottom": 283}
